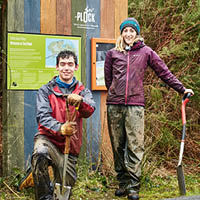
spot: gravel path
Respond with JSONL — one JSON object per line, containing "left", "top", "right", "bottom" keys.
{"left": 162, "top": 196, "right": 200, "bottom": 200}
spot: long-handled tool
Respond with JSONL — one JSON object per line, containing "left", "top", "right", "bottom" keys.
{"left": 54, "top": 100, "right": 78, "bottom": 200}
{"left": 54, "top": 135, "right": 71, "bottom": 200}
{"left": 177, "top": 92, "right": 191, "bottom": 196}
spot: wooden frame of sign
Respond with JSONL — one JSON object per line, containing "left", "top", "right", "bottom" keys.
{"left": 91, "top": 38, "right": 116, "bottom": 90}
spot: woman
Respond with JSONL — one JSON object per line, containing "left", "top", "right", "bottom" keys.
{"left": 104, "top": 17, "right": 194, "bottom": 200}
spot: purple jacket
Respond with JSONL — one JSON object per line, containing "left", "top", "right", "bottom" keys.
{"left": 104, "top": 41, "right": 185, "bottom": 106}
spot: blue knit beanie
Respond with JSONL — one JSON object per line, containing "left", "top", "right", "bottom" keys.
{"left": 120, "top": 17, "right": 140, "bottom": 35}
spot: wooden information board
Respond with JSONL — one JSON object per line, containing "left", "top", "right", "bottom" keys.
{"left": 91, "top": 38, "right": 116, "bottom": 90}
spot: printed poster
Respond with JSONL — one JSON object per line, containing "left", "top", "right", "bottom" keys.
{"left": 7, "top": 32, "right": 81, "bottom": 90}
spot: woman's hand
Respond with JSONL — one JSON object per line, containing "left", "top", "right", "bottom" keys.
{"left": 184, "top": 89, "right": 194, "bottom": 96}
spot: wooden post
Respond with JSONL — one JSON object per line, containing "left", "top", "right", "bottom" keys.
{"left": 56, "top": 0, "right": 71, "bottom": 35}
{"left": 3, "top": 0, "right": 25, "bottom": 175}
{"left": 23, "top": 0, "right": 40, "bottom": 168}
{"left": 100, "top": 0, "right": 115, "bottom": 174}
{"left": 1, "top": 0, "right": 8, "bottom": 176}
{"left": 100, "top": 0, "right": 128, "bottom": 174}
{"left": 41, "top": 0, "right": 57, "bottom": 34}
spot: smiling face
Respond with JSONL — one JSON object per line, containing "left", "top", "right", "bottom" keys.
{"left": 56, "top": 56, "right": 78, "bottom": 84}
{"left": 121, "top": 26, "right": 137, "bottom": 46}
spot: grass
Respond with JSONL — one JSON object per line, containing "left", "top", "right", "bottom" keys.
{"left": 71, "top": 163, "right": 200, "bottom": 200}
{"left": 0, "top": 162, "right": 200, "bottom": 200}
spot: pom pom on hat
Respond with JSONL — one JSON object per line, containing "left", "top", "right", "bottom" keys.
{"left": 120, "top": 17, "right": 140, "bottom": 35}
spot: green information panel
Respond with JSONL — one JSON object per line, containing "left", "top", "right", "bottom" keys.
{"left": 7, "top": 32, "right": 81, "bottom": 90}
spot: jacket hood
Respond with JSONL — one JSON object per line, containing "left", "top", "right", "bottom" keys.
{"left": 47, "top": 76, "right": 80, "bottom": 97}
{"left": 131, "top": 40, "right": 145, "bottom": 51}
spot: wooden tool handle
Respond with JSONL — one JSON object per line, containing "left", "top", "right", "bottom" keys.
{"left": 64, "top": 136, "right": 71, "bottom": 154}
{"left": 66, "top": 100, "right": 80, "bottom": 122}
{"left": 64, "top": 99, "right": 80, "bottom": 155}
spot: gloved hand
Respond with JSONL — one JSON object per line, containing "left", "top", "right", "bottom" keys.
{"left": 67, "top": 94, "right": 83, "bottom": 107}
{"left": 60, "top": 121, "right": 77, "bottom": 136}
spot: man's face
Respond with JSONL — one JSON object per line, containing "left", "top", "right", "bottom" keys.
{"left": 56, "top": 56, "right": 78, "bottom": 84}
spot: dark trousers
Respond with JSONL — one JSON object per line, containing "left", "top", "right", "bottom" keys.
{"left": 31, "top": 135, "right": 77, "bottom": 200}
{"left": 107, "top": 105, "right": 144, "bottom": 193}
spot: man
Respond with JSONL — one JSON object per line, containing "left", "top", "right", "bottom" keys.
{"left": 32, "top": 50, "right": 95, "bottom": 200}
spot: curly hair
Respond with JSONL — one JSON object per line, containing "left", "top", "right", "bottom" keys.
{"left": 56, "top": 50, "right": 78, "bottom": 66}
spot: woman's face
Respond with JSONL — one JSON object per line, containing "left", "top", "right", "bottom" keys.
{"left": 122, "top": 27, "right": 137, "bottom": 46}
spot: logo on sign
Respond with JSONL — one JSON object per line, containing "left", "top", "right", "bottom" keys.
{"left": 75, "top": 7, "right": 95, "bottom": 23}
{"left": 74, "top": 7, "right": 98, "bottom": 30}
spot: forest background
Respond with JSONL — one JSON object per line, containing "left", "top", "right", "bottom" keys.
{"left": 128, "top": 0, "right": 200, "bottom": 175}
{"left": 0, "top": 0, "right": 199, "bottom": 199}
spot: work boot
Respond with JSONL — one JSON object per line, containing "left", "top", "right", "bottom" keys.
{"left": 115, "top": 188, "right": 126, "bottom": 197}
{"left": 127, "top": 192, "right": 139, "bottom": 200}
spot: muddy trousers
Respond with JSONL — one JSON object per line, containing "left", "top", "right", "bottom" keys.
{"left": 107, "top": 105, "right": 144, "bottom": 193}
{"left": 31, "top": 135, "right": 77, "bottom": 200}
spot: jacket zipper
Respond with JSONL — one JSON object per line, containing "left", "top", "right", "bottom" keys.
{"left": 125, "top": 51, "right": 130, "bottom": 104}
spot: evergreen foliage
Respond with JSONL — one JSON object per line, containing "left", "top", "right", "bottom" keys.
{"left": 128, "top": 0, "right": 200, "bottom": 176}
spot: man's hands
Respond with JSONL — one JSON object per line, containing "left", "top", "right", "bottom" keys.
{"left": 60, "top": 94, "right": 82, "bottom": 136}
{"left": 67, "top": 94, "right": 83, "bottom": 107}
{"left": 60, "top": 121, "right": 77, "bottom": 136}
